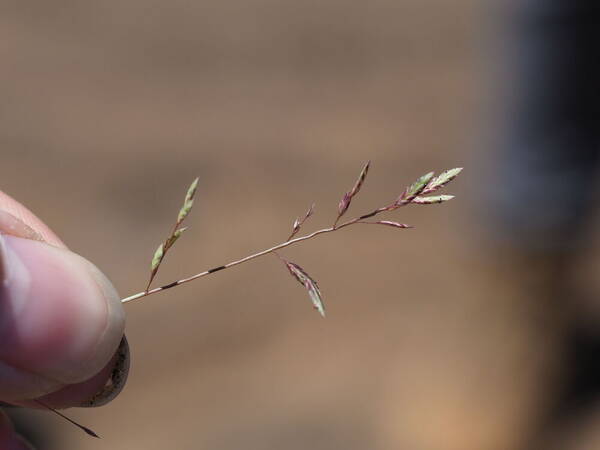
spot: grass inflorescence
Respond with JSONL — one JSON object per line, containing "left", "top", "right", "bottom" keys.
{"left": 122, "top": 162, "right": 463, "bottom": 317}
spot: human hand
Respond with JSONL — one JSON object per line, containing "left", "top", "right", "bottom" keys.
{"left": 0, "top": 190, "right": 127, "bottom": 446}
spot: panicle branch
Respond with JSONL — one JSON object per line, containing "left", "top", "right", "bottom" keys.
{"left": 334, "top": 160, "right": 371, "bottom": 227}
{"left": 121, "top": 163, "right": 462, "bottom": 320}
{"left": 145, "top": 177, "right": 199, "bottom": 292}
{"left": 289, "top": 202, "right": 315, "bottom": 240}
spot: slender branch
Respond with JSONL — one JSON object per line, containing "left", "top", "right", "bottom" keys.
{"left": 35, "top": 400, "right": 100, "bottom": 438}
{"left": 145, "top": 177, "right": 199, "bottom": 293}
{"left": 144, "top": 220, "right": 179, "bottom": 293}
{"left": 121, "top": 217, "right": 360, "bottom": 305}
{"left": 120, "top": 165, "right": 462, "bottom": 307}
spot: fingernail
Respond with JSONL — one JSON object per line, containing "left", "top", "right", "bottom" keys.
{"left": 78, "top": 335, "right": 130, "bottom": 407}
{"left": 31, "top": 335, "right": 131, "bottom": 409}
{"left": 0, "top": 234, "right": 125, "bottom": 389}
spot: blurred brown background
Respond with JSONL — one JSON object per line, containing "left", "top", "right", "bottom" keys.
{"left": 4, "top": 1, "right": 598, "bottom": 449}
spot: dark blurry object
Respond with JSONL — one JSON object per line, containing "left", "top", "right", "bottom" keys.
{"left": 485, "top": 0, "right": 600, "bottom": 252}
{"left": 482, "top": 0, "right": 600, "bottom": 447}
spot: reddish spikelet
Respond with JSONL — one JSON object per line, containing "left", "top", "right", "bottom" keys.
{"left": 283, "top": 260, "right": 325, "bottom": 317}
{"left": 304, "top": 202, "right": 316, "bottom": 220}
{"left": 336, "top": 161, "right": 371, "bottom": 224}
{"left": 350, "top": 160, "right": 371, "bottom": 197}
{"left": 292, "top": 218, "right": 301, "bottom": 235}
{"left": 338, "top": 192, "right": 352, "bottom": 217}
{"left": 290, "top": 203, "right": 316, "bottom": 239}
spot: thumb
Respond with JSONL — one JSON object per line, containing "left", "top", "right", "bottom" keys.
{"left": 0, "top": 199, "right": 125, "bottom": 406}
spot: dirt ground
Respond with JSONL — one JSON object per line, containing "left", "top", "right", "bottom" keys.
{"left": 2, "top": 1, "right": 600, "bottom": 449}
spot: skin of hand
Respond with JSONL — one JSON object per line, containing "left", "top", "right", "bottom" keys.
{"left": 0, "top": 190, "right": 127, "bottom": 446}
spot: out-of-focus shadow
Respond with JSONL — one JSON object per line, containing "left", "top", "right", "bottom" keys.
{"left": 480, "top": 1, "right": 600, "bottom": 448}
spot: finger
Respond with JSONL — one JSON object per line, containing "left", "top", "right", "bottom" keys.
{"left": 0, "top": 192, "right": 126, "bottom": 405}
{"left": 0, "top": 234, "right": 126, "bottom": 400}
{"left": 17, "top": 336, "right": 130, "bottom": 410}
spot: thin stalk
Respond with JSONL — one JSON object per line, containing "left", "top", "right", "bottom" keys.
{"left": 35, "top": 400, "right": 100, "bottom": 438}
{"left": 144, "top": 220, "right": 179, "bottom": 293}
{"left": 121, "top": 218, "right": 359, "bottom": 304}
